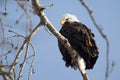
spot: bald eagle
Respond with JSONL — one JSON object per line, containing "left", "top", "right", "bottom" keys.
{"left": 58, "top": 14, "right": 99, "bottom": 72}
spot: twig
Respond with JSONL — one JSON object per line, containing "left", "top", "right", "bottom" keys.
{"left": 109, "top": 61, "right": 115, "bottom": 75}
{"left": 16, "top": 13, "right": 25, "bottom": 24}
{"left": 28, "top": 43, "right": 36, "bottom": 80}
{"left": 0, "top": 17, "right": 5, "bottom": 38}
{"left": 0, "top": 62, "right": 13, "bottom": 80}
{"left": 13, "top": 68, "right": 16, "bottom": 80}
{"left": 8, "top": 30, "right": 26, "bottom": 39}
{"left": 17, "top": 1, "right": 33, "bottom": 35}
{"left": 32, "top": 0, "right": 89, "bottom": 80}
{"left": 17, "top": 43, "right": 29, "bottom": 80}
{"left": 44, "top": 26, "right": 53, "bottom": 35}
{"left": 0, "top": 50, "right": 11, "bottom": 57}
{"left": 17, "top": 1, "right": 29, "bottom": 14}
{"left": 0, "top": 16, "right": 6, "bottom": 60}
{"left": 79, "top": 0, "right": 110, "bottom": 79}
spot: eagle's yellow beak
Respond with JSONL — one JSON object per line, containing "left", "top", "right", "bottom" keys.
{"left": 60, "top": 19, "right": 65, "bottom": 25}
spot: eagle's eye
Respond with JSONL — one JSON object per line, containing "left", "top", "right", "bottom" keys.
{"left": 66, "top": 18, "right": 69, "bottom": 21}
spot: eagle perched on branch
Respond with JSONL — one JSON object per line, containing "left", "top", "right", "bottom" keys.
{"left": 58, "top": 14, "right": 99, "bottom": 73}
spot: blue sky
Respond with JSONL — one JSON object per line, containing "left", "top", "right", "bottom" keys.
{"left": 0, "top": 0, "right": 120, "bottom": 80}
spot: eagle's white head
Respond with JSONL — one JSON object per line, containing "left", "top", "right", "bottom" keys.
{"left": 60, "top": 14, "right": 80, "bottom": 25}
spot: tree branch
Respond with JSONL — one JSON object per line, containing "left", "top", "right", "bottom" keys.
{"left": 79, "top": 0, "right": 110, "bottom": 79}
{"left": 8, "top": 22, "right": 42, "bottom": 75}
{"left": 17, "top": 43, "right": 29, "bottom": 80}
{"left": 28, "top": 43, "right": 36, "bottom": 80}
{"left": 32, "top": 0, "right": 89, "bottom": 80}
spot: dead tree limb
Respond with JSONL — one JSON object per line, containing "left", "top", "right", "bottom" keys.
{"left": 79, "top": 0, "right": 110, "bottom": 79}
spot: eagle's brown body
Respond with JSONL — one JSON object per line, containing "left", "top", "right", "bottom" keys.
{"left": 58, "top": 21, "right": 99, "bottom": 69}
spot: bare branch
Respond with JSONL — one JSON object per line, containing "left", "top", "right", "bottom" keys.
{"left": 32, "top": 0, "right": 89, "bottom": 80}
{"left": 109, "top": 60, "right": 115, "bottom": 75}
{"left": 17, "top": 43, "right": 29, "bottom": 80}
{"left": 28, "top": 43, "right": 36, "bottom": 80}
{"left": 79, "top": 0, "right": 110, "bottom": 79}
{"left": 13, "top": 68, "right": 16, "bottom": 80}
{"left": 4, "top": 28, "right": 36, "bottom": 79}
{"left": 8, "top": 30, "right": 26, "bottom": 39}
{"left": 16, "top": 13, "right": 25, "bottom": 24}
{"left": 0, "top": 50, "right": 12, "bottom": 57}
{"left": 0, "top": 61, "right": 13, "bottom": 80}
{"left": 8, "top": 22, "right": 42, "bottom": 75}
{"left": 44, "top": 26, "right": 53, "bottom": 35}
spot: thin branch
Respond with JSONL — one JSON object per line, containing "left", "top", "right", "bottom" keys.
{"left": 17, "top": 1, "right": 29, "bottom": 14}
{"left": 109, "top": 60, "right": 115, "bottom": 75}
{"left": 17, "top": 1, "right": 33, "bottom": 35}
{"left": 44, "top": 26, "right": 53, "bottom": 35}
{"left": 17, "top": 43, "right": 29, "bottom": 80}
{"left": 28, "top": 43, "right": 36, "bottom": 80}
{"left": 0, "top": 50, "right": 12, "bottom": 57}
{"left": 0, "top": 62, "right": 13, "bottom": 80}
{"left": 13, "top": 68, "right": 16, "bottom": 80}
{"left": 7, "top": 29, "right": 36, "bottom": 79}
{"left": 8, "top": 30, "right": 26, "bottom": 39}
{"left": 16, "top": 13, "right": 25, "bottom": 24}
{"left": 0, "top": 16, "right": 6, "bottom": 61}
{"left": 0, "top": 16, "right": 5, "bottom": 38}
{"left": 32, "top": 0, "right": 89, "bottom": 80}
{"left": 0, "top": 62, "right": 8, "bottom": 80}
{"left": 79, "top": 0, "right": 110, "bottom": 79}
{"left": 8, "top": 22, "right": 42, "bottom": 75}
